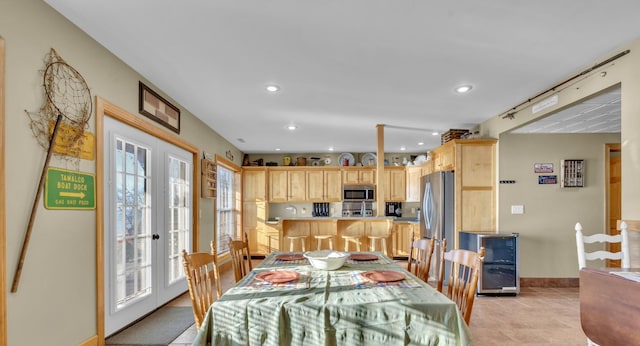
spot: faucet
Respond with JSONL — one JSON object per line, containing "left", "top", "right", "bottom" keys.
{"left": 285, "top": 205, "right": 297, "bottom": 216}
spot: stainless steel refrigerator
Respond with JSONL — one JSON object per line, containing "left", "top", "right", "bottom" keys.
{"left": 420, "top": 170, "right": 455, "bottom": 282}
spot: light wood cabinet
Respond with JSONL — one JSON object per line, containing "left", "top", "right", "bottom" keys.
{"left": 430, "top": 140, "right": 455, "bottom": 172}
{"left": 306, "top": 168, "right": 342, "bottom": 202}
{"left": 268, "top": 169, "right": 288, "bottom": 202}
{"left": 324, "top": 169, "right": 342, "bottom": 201}
{"left": 342, "top": 167, "right": 376, "bottom": 184}
{"left": 455, "top": 139, "right": 496, "bottom": 239}
{"left": 405, "top": 166, "right": 422, "bottom": 202}
{"left": 242, "top": 167, "right": 269, "bottom": 254}
{"left": 242, "top": 167, "right": 267, "bottom": 202}
{"left": 384, "top": 167, "right": 406, "bottom": 201}
{"left": 391, "top": 222, "right": 419, "bottom": 257}
{"left": 268, "top": 168, "right": 306, "bottom": 202}
{"left": 429, "top": 138, "right": 497, "bottom": 248}
{"left": 405, "top": 163, "right": 433, "bottom": 202}
{"left": 243, "top": 201, "right": 266, "bottom": 254}
{"left": 288, "top": 170, "right": 306, "bottom": 201}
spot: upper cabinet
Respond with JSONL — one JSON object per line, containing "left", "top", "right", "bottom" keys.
{"left": 430, "top": 140, "right": 456, "bottom": 172}
{"left": 269, "top": 168, "right": 306, "bottom": 202}
{"left": 342, "top": 167, "right": 376, "bottom": 184}
{"left": 455, "top": 139, "right": 497, "bottom": 235}
{"left": 242, "top": 167, "right": 267, "bottom": 202}
{"left": 306, "top": 168, "right": 342, "bottom": 202}
{"left": 384, "top": 166, "right": 406, "bottom": 201}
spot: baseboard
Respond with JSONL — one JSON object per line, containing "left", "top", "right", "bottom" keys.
{"left": 520, "top": 277, "right": 579, "bottom": 287}
{"left": 77, "top": 335, "right": 98, "bottom": 346}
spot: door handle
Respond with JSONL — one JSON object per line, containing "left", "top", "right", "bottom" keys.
{"left": 152, "top": 234, "right": 160, "bottom": 240}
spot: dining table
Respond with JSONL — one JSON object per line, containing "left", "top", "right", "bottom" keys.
{"left": 579, "top": 267, "right": 640, "bottom": 346}
{"left": 193, "top": 251, "right": 471, "bottom": 346}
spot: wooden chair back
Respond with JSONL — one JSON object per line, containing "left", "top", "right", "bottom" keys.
{"left": 575, "top": 222, "right": 630, "bottom": 269}
{"left": 407, "top": 233, "right": 435, "bottom": 282}
{"left": 228, "top": 231, "right": 253, "bottom": 282}
{"left": 181, "top": 240, "right": 222, "bottom": 330}
{"left": 438, "top": 242, "right": 484, "bottom": 325}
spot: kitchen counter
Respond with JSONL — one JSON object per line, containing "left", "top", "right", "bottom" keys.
{"left": 268, "top": 216, "right": 414, "bottom": 222}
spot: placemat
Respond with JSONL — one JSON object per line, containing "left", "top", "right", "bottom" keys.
{"left": 345, "top": 254, "right": 393, "bottom": 265}
{"left": 349, "top": 270, "right": 422, "bottom": 288}
{"left": 236, "top": 270, "right": 311, "bottom": 290}
{"left": 261, "top": 254, "right": 309, "bottom": 266}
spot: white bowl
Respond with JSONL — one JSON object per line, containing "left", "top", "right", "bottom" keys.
{"left": 303, "top": 250, "right": 348, "bottom": 270}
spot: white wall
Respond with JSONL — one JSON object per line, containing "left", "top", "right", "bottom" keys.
{"left": 1, "top": 0, "right": 241, "bottom": 344}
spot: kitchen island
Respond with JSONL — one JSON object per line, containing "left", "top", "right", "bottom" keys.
{"left": 262, "top": 217, "right": 419, "bottom": 257}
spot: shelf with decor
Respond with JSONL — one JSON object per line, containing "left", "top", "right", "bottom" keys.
{"left": 201, "top": 159, "right": 217, "bottom": 198}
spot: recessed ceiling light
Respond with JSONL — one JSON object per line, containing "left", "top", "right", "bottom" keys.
{"left": 455, "top": 85, "right": 473, "bottom": 93}
{"left": 418, "top": 142, "right": 424, "bottom": 146}
{"left": 287, "top": 124, "right": 297, "bottom": 130}
{"left": 328, "top": 147, "right": 334, "bottom": 151}
{"left": 266, "top": 85, "right": 280, "bottom": 92}
{"left": 400, "top": 146, "right": 407, "bottom": 151}
{"left": 431, "top": 131, "right": 439, "bottom": 136}
{"left": 275, "top": 148, "right": 281, "bottom": 151}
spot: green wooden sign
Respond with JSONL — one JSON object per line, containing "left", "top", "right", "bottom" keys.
{"left": 45, "top": 168, "right": 95, "bottom": 210}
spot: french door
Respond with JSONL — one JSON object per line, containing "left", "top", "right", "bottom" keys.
{"left": 103, "top": 116, "right": 192, "bottom": 335}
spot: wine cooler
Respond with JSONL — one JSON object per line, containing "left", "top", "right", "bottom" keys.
{"left": 459, "top": 232, "right": 520, "bottom": 295}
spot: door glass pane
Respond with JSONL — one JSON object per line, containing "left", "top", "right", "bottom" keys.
{"left": 167, "top": 155, "right": 190, "bottom": 284}
{"left": 114, "top": 137, "right": 152, "bottom": 309}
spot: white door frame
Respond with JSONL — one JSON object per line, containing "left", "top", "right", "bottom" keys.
{"left": 95, "top": 97, "right": 200, "bottom": 342}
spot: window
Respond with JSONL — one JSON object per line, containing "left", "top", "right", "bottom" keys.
{"left": 216, "top": 162, "right": 240, "bottom": 254}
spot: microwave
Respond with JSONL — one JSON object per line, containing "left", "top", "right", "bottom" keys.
{"left": 342, "top": 184, "right": 375, "bottom": 201}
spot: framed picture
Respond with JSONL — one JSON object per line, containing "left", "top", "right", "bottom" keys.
{"left": 538, "top": 175, "right": 557, "bottom": 184}
{"left": 138, "top": 81, "right": 180, "bottom": 133}
{"left": 534, "top": 163, "right": 553, "bottom": 173}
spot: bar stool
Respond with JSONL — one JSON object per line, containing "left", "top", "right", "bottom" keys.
{"left": 287, "top": 235, "right": 307, "bottom": 252}
{"left": 368, "top": 235, "right": 388, "bottom": 256}
{"left": 342, "top": 235, "right": 361, "bottom": 252}
{"left": 314, "top": 235, "right": 335, "bottom": 250}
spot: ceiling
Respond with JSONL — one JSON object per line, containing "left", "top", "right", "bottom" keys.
{"left": 44, "top": 1, "right": 640, "bottom": 154}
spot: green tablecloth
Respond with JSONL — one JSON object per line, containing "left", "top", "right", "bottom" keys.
{"left": 193, "top": 252, "right": 471, "bottom": 346}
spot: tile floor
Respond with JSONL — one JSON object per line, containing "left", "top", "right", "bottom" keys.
{"left": 166, "top": 260, "right": 588, "bottom": 346}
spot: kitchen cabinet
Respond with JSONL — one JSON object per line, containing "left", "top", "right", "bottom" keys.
{"left": 384, "top": 166, "right": 406, "bottom": 201}
{"left": 391, "top": 222, "right": 419, "bottom": 258}
{"left": 242, "top": 167, "right": 269, "bottom": 254}
{"left": 455, "top": 139, "right": 496, "bottom": 236}
{"left": 405, "top": 163, "right": 433, "bottom": 202}
{"left": 430, "top": 141, "right": 455, "bottom": 172}
{"left": 243, "top": 201, "right": 266, "bottom": 254}
{"left": 342, "top": 167, "right": 376, "bottom": 184}
{"left": 257, "top": 222, "right": 280, "bottom": 255}
{"left": 268, "top": 168, "right": 306, "bottom": 202}
{"left": 242, "top": 167, "right": 267, "bottom": 202}
{"left": 306, "top": 168, "right": 342, "bottom": 202}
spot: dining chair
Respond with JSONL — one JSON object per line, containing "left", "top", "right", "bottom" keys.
{"left": 228, "top": 231, "right": 253, "bottom": 282}
{"left": 407, "top": 233, "right": 435, "bottom": 283}
{"left": 575, "top": 221, "right": 630, "bottom": 269}
{"left": 575, "top": 221, "right": 630, "bottom": 346}
{"left": 437, "top": 241, "right": 484, "bottom": 325}
{"left": 181, "top": 240, "right": 222, "bottom": 330}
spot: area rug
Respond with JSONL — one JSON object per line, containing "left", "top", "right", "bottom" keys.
{"left": 105, "top": 306, "right": 194, "bottom": 346}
